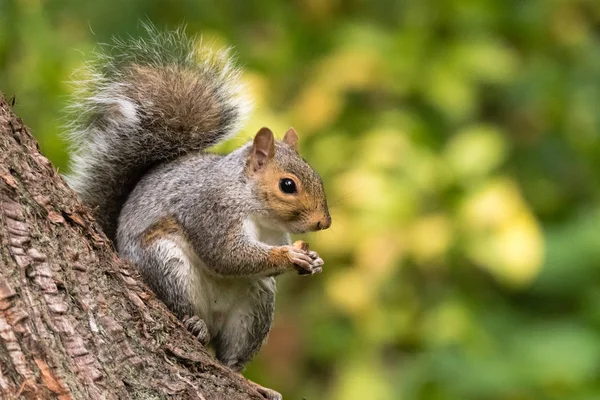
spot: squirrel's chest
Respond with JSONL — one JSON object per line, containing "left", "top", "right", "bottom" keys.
{"left": 243, "top": 217, "right": 289, "bottom": 246}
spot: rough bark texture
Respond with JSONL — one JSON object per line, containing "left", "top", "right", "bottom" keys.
{"left": 0, "top": 92, "right": 263, "bottom": 400}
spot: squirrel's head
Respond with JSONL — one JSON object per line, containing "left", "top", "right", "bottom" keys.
{"left": 247, "top": 127, "right": 331, "bottom": 234}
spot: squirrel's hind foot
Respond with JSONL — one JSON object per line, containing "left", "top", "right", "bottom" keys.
{"left": 243, "top": 376, "right": 282, "bottom": 400}
{"left": 255, "top": 385, "right": 282, "bottom": 400}
{"left": 183, "top": 315, "right": 210, "bottom": 346}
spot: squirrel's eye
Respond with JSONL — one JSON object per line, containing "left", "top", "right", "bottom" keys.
{"left": 279, "top": 178, "right": 297, "bottom": 194}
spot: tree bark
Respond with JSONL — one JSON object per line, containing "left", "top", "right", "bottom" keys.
{"left": 0, "top": 93, "right": 262, "bottom": 399}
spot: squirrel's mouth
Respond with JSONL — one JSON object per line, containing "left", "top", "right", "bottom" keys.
{"left": 278, "top": 219, "right": 309, "bottom": 234}
{"left": 287, "top": 222, "right": 324, "bottom": 234}
{"left": 290, "top": 213, "right": 331, "bottom": 233}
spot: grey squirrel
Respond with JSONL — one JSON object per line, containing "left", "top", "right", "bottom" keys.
{"left": 65, "top": 26, "right": 331, "bottom": 400}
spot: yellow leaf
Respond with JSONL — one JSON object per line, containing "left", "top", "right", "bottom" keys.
{"left": 326, "top": 269, "right": 374, "bottom": 315}
{"left": 425, "top": 63, "right": 476, "bottom": 121}
{"left": 461, "top": 179, "right": 545, "bottom": 287}
{"left": 408, "top": 214, "right": 453, "bottom": 263}
{"left": 460, "top": 178, "right": 523, "bottom": 230}
{"left": 355, "top": 233, "right": 402, "bottom": 279}
{"left": 333, "top": 359, "right": 394, "bottom": 400}
{"left": 445, "top": 124, "right": 508, "bottom": 179}
{"left": 291, "top": 84, "right": 342, "bottom": 132}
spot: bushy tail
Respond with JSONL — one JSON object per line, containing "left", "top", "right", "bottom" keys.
{"left": 65, "top": 25, "right": 252, "bottom": 241}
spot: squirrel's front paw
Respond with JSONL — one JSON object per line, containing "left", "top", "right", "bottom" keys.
{"left": 287, "top": 240, "right": 324, "bottom": 275}
{"left": 183, "top": 315, "right": 210, "bottom": 346}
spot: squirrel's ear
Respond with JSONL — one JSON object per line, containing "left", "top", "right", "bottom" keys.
{"left": 283, "top": 127, "right": 298, "bottom": 151}
{"left": 250, "top": 127, "right": 275, "bottom": 172}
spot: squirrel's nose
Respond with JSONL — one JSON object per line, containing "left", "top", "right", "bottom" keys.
{"left": 316, "top": 214, "right": 331, "bottom": 230}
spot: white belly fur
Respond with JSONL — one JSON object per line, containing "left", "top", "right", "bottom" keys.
{"left": 182, "top": 216, "right": 287, "bottom": 336}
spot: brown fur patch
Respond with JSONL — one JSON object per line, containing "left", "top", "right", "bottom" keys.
{"left": 254, "top": 163, "right": 310, "bottom": 220}
{"left": 268, "top": 246, "right": 291, "bottom": 267}
{"left": 141, "top": 216, "right": 184, "bottom": 247}
{"left": 127, "top": 65, "right": 222, "bottom": 139}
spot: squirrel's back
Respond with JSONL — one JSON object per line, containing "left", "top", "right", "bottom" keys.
{"left": 65, "top": 25, "right": 252, "bottom": 240}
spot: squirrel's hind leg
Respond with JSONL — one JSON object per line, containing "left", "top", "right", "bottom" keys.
{"left": 213, "top": 277, "right": 276, "bottom": 369}
{"left": 126, "top": 234, "right": 211, "bottom": 344}
{"left": 212, "top": 277, "right": 279, "bottom": 398}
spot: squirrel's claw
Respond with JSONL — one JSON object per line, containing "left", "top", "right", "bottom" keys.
{"left": 249, "top": 381, "right": 282, "bottom": 400}
{"left": 183, "top": 315, "right": 210, "bottom": 346}
{"left": 240, "top": 375, "right": 282, "bottom": 400}
{"left": 256, "top": 386, "right": 282, "bottom": 400}
{"left": 312, "top": 257, "right": 324, "bottom": 267}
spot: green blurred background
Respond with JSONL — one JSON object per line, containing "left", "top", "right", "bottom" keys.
{"left": 2, "top": 0, "right": 600, "bottom": 399}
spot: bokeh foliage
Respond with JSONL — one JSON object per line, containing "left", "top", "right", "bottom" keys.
{"left": 2, "top": 0, "right": 600, "bottom": 399}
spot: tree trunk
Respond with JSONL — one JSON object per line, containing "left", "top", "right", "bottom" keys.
{"left": 0, "top": 93, "right": 262, "bottom": 400}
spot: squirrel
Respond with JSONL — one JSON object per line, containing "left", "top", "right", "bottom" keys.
{"left": 65, "top": 26, "right": 331, "bottom": 400}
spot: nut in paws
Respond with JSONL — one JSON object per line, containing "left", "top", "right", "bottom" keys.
{"left": 289, "top": 240, "right": 324, "bottom": 275}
